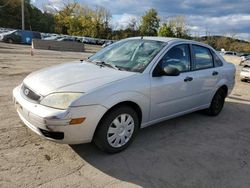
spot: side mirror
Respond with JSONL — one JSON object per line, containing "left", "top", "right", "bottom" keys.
{"left": 153, "top": 63, "right": 180, "bottom": 77}
{"left": 162, "top": 66, "right": 180, "bottom": 76}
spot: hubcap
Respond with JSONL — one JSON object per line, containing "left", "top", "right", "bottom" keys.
{"left": 107, "top": 114, "right": 135, "bottom": 148}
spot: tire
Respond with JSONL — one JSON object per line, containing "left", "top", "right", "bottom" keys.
{"left": 204, "top": 89, "right": 226, "bottom": 116}
{"left": 94, "top": 106, "right": 139, "bottom": 153}
{"left": 8, "top": 38, "right": 13, "bottom": 44}
{"left": 241, "top": 79, "right": 246, "bottom": 82}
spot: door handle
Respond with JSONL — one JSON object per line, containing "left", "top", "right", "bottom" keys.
{"left": 184, "top": 76, "right": 193, "bottom": 82}
{"left": 212, "top": 71, "right": 218, "bottom": 76}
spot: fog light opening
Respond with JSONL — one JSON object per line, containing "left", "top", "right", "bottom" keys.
{"left": 69, "top": 117, "right": 86, "bottom": 125}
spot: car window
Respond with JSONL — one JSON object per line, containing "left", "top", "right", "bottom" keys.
{"left": 211, "top": 51, "right": 223, "bottom": 67}
{"left": 89, "top": 39, "right": 166, "bottom": 72}
{"left": 193, "top": 45, "right": 213, "bottom": 70}
{"left": 160, "top": 44, "right": 191, "bottom": 72}
{"left": 14, "top": 31, "right": 21, "bottom": 36}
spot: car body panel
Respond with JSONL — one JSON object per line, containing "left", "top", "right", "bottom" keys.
{"left": 23, "top": 61, "right": 136, "bottom": 96}
{"left": 150, "top": 69, "right": 217, "bottom": 121}
{"left": 13, "top": 85, "right": 107, "bottom": 144}
{"left": 13, "top": 37, "right": 236, "bottom": 144}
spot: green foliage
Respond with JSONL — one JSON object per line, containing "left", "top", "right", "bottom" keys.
{"left": 159, "top": 16, "right": 190, "bottom": 39}
{"left": 54, "top": 3, "right": 112, "bottom": 38}
{"left": 139, "top": 8, "right": 160, "bottom": 36}
{"left": 158, "top": 23, "right": 174, "bottom": 37}
{"left": 200, "top": 36, "right": 250, "bottom": 52}
{"left": 0, "top": 0, "right": 55, "bottom": 32}
{"left": 0, "top": 2, "right": 249, "bottom": 52}
{"left": 0, "top": 0, "right": 22, "bottom": 29}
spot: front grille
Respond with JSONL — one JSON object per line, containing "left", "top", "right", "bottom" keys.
{"left": 22, "top": 85, "right": 41, "bottom": 101}
{"left": 39, "top": 128, "right": 64, "bottom": 140}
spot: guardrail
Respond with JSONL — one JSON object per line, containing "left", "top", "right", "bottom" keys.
{"left": 32, "top": 39, "right": 85, "bottom": 52}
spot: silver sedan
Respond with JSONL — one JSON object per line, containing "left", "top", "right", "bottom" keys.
{"left": 13, "top": 37, "right": 236, "bottom": 153}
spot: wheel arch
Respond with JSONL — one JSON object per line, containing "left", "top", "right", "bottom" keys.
{"left": 215, "top": 78, "right": 230, "bottom": 97}
{"left": 219, "top": 85, "right": 228, "bottom": 97}
{"left": 93, "top": 100, "right": 143, "bottom": 138}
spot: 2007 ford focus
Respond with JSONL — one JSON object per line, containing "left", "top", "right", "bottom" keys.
{"left": 13, "top": 37, "right": 236, "bottom": 153}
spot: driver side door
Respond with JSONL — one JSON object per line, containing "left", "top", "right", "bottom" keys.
{"left": 150, "top": 44, "right": 199, "bottom": 121}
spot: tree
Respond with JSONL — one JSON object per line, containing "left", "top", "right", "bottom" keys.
{"left": 158, "top": 23, "right": 174, "bottom": 37}
{"left": 0, "top": 0, "right": 21, "bottom": 28}
{"left": 54, "top": 2, "right": 78, "bottom": 34}
{"left": 91, "top": 6, "right": 112, "bottom": 38}
{"left": 158, "top": 16, "right": 190, "bottom": 39}
{"left": 54, "top": 3, "right": 112, "bottom": 38}
{"left": 128, "top": 17, "right": 139, "bottom": 31}
{"left": 139, "top": 8, "right": 160, "bottom": 36}
{"left": 0, "top": 0, "right": 55, "bottom": 32}
{"left": 168, "top": 16, "right": 190, "bottom": 39}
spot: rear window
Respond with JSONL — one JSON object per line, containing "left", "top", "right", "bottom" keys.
{"left": 211, "top": 51, "right": 223, "bottom": 67}
{"left": 193, "top": 45, "right": 213, "bottom": 70}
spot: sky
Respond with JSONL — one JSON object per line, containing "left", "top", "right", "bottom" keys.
{"left": 32, "top": 0, "right": 250, "bottom": 41}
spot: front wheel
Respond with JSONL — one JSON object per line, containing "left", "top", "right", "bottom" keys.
{"left": 94, "top": 106, "right": 139, "bottom": 153}
{"left": 8, "top": 38, "right": 13, "bottom": 44}
{"left": 204, "top": 89, "right": 226, "bottom": 116}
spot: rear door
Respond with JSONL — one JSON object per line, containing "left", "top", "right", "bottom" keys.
{"left": 189, "top": 44, "right": 222, "bottom": 106}
{"left": 150, "top": 43, "right": 222, "bottom": 121}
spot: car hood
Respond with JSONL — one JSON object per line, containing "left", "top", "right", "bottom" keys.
{"left": 23, "top": 61, "right": 136, "bottom": 96}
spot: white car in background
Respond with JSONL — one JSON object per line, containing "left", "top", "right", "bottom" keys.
{"left": 240, "top": 65, "right": 250, "bottom": 82}
{"left": 223, "top": 51, "right": 237, "bottom": 56}
{"left": 13, "top": 37, "right": 236, "bottom": 153}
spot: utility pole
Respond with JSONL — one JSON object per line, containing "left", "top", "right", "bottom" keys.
{"left": 21, "top": 0, "right": 25, "bottom": 30}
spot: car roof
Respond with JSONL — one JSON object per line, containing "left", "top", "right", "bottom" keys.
{"left": 126, "top": 36, "right": 185, "bottom": 43}
{"left": 125, "top": 36, "right": 212, "bottom": 49}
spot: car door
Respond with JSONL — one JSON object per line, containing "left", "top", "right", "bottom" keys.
{"left": 150, "top": 44, "right": 221, "bottom": 122}
{"left": 12, "top": 31, "right": 22, "bottom": 43}
{"left": 189, "top": 44, "right": 222, "bottom": 107}
{"left": 150, "top": 44, "right": 199, "bottom": 121}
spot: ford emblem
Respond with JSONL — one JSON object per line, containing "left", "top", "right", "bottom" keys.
{"left": 24, "top": 89, "right": 30, "bottom": 96}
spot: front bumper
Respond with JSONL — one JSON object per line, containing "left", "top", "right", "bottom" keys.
{"left": 13, "top": 85, "right": 107, "bottom": 144}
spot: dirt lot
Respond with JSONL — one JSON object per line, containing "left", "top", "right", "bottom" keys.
{"left": 0, "top": 42, "right": 250, "bottom": 188}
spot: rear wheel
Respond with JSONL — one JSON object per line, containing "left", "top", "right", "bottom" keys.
{"left": 204, "top": 89, "right": 226, "bottom": 116}
{"left": 94, "top": 106, "right": 139, "bottom": 153}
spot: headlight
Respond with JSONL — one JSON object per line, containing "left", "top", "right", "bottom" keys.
{"left": 40, "top": 92, "right": 83, "bottom": 109}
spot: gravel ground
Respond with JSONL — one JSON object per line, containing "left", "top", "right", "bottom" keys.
{"left": 0, "top": 42, "right": 250, "bottom": 188}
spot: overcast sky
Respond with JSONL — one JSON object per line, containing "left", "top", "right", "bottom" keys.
{"left": 32, "top": 0, "right": 250, "bottom": 40}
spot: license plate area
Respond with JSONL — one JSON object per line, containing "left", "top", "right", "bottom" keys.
{"left": 15, "top": 101, "right": 29, "bottom": 118}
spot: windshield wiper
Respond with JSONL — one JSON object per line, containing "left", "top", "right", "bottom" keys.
{"left": 86, "top": 60, "right": 129, "bottom": 71}
{"left": 94, "top": 61, "right": 120, "bottom": 70}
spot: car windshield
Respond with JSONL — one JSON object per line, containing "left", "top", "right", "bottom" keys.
{"left": 89, "top": 39, "right": 166, "bottom": 72}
